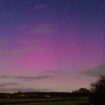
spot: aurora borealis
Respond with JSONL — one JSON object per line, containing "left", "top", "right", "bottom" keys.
{"left": 0, "top": 0, "right": 105, "bottom": 92}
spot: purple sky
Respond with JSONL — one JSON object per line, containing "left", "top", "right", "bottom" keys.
{"left": 0, "top": 0, "right": 105, "bottom": 92}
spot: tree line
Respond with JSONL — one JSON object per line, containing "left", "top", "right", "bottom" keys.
{"left": 0, "top": 88, "right": 90, "bottom": 99}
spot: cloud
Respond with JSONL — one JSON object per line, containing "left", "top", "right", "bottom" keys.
{"left": 47, "top": 70, "right": 71, "bottom": 74}
{"left": 0, "top": 75, "right": 51, "bottom": 81}
{"left": 0, "top": 87, "right": 51, "bottom": 93}
{"left": 46, "top": 70, "right": 77, "bottom": 77}
{"left": 81, "top": 65, "right": 105, "bottom": 77}
{"left": 34, "top": 4, "right": 47, "bottom": 10}
{"left": 0, "top": 83, "right": 19, "bottom": 87}
{"left": 0, "top": 0, "right": 8, "bottom": 4}
{"left": 32, "top": 23, "right": 57, "bottom": 34}
{"left": 101, "top": 6, "right": 105, "bottom": 9}
{"left": 5, "top": 46, "right": 40, "bottom": 56}
{"left": 15, "top": 75, "right": 51, "bottom": 81}
{"left": 1, "top": 13, "right": 14, "bottom": 17}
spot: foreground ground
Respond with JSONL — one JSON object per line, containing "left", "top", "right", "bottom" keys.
{"left": 0, "top": 97, "right": 88, "bottom": 105}
{"left": 8, "top": 101, "right": 88, "bottom": 105}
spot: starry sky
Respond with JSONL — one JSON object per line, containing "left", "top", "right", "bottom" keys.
{"left": 0, "top": 0, "right": 105, "bottom": 92}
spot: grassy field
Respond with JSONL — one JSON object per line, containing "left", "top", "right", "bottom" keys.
{"left": 0, "top": 97, "right": 88, "bottom": 105}
{"left": 8, "top": 101, "right": 88, "bottom": 105}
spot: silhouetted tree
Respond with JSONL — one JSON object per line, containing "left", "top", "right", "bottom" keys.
{"left": 90, "top": 76, "right": 105, "bottom": 105}
{"left": 78, "top": 88, "right": 90, "bottom": 96}
{"left": 72, "top": 88, "right": 90, "bottom": 97}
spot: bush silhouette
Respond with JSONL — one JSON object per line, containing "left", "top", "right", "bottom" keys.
{"left": 90, "top": 76, "right": 105, "bottom": 105}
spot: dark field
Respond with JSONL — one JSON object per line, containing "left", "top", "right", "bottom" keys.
{"left": 0, "top": 97, "right": 88, "bottom": 105}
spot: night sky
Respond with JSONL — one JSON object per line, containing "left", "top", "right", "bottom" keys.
{"left": 0, "top": 0, "right": 105, "bottom": 92}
